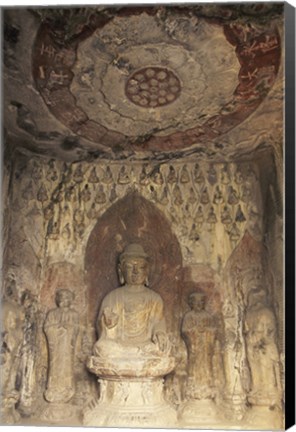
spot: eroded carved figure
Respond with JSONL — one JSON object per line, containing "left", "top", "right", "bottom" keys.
{"left": 43, "top": 289, "right": 79, "bottom": 403}
{"left": 181, "top": 292, "right": 218, "bottom": 400}
{"left": 0, "top": 283, "right": 25, "bottom": 423}
{"left": 18, "top": 290, "right": 39, "bottom": 415}
{"left": 245, "top": 289, "right": 282, "bottom": 407}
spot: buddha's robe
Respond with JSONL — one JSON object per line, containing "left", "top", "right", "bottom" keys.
{"left": 94, "top": 286, "right": 166, "bottom": 357}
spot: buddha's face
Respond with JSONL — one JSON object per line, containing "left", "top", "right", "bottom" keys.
{"left": 56, "top": 290, "right": 73, "bottom": 308}
{"left": 121, "top": 257, "right": 148, "bottom": 286}
{"left": 189, "top": 294, "right": 206, "bottom": 312}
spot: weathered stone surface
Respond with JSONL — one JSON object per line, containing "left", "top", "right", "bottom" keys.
{"left": 31, "top": 10, "right": 280, "bottom": 153}
{"left": 2, "top": 4, "right": 284, "bottom": 430}
{"left": 3, "top": 5, "right": 284, "bottom": 161}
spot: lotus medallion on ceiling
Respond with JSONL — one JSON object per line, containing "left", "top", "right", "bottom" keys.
{"left": 32, "top": 7, "right": 281, "bottom": 153}
{"left": 125, "top": 67, "right": 181, "bottom": 108}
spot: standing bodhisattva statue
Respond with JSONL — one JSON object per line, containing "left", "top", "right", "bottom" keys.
{"left": 181, "top": 292, "right": 218, "bottom": 400}
{"left": 44, "top": 289, "right": 79, "bottom": 404}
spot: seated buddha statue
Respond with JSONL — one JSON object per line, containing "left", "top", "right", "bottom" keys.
{"left": 89, "top": 243, "right": 174, "bottom": 377}
{"left": 84, "top": 244, "right": 177, "bottom": 427}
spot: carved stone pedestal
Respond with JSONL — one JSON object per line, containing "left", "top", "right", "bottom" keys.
{"left": 244, "top": 405, "right": 283, "bottom": 430}
{"left": 178, "top": 399, "right": 220, "bottom": 427}
{"left": 221, "top": 395, "right": 247, "bottom": 422}
{"left": 0, "top": 390, "right": 21, "bottom": 425}
{"left": 41, "top": 403, "right": 79, "bottom": 424}
{"left": 84, "top": 346, "right": 177, "bottom": 427}
{"left": 83, "top": 377, "right": 177, "bottom": 427}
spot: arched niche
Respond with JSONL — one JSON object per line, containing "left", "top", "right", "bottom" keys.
{"left": 224, "top": 230, "right": 273, "bottom": 304}
{"left": 85, "top": 192, "right": 183, "bottom": 334}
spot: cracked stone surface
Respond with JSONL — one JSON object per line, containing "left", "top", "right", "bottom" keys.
{"left": 2, "top": 4, "right": 285, "bottom": 430}
{"left": 23, "top": 6, "right": 281, "bottom": 155}
{"left": 70, "top": 16, "right": 239, "bottom": 138}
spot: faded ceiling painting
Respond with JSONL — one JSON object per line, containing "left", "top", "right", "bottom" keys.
{"left": 2, "top": 3, "right": 286, "bottom": 430}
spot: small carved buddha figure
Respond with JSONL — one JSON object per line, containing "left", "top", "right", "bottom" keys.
{"left": 167, "top": 165, "right": 178, "bottom": 184}
{"left": 139, "top": 164, "right": 150, "bottom": 186}
{"left": 189, "top": 223, "right": 200, "bottom": 241}
{"left": 62, "top": 223, "right": 71, "bottom": 240}
{"left": 235, "top": 204, "right": 246, "bottom": 222}
{"left": 93, "top": 243, "right": 171, "bottom": 360}
{"left": 207, "top": 206, "right": 217, "bottom": 226}
{"left": 73, "top": 164, "right": 84, "bottom": 183}
{"left": 117, "top": 166, "right": 131, "bottom": 185}
{"left": 200, "top": 187, "right": 210, "bottom": 205}
{"left": 43, "top": 289, "right": 79, "bottom": 404}
{"left": 207, "top": 164, "right": 217, "bottom": 185}
{"left": 213, "top": 185, "right": 224, "bottom": 204}
{"left": 37, "top": 184, "right": 48, "bottom": 204}
{"left": 152, "top": 169, "right": 164, "bottom": 185}
{"left": 80, "top": 184, "right": 91, "bottom": 203}
{"left": 88, "top": 167, "right": 100, "bottom": 184}
{"left": 87, "top": 202, "right": 99, "bottom": 220}
{"left": 221, "top": 205, "right": 232, "bottom": 225}
{"left": 46, "top": 160, "right": 58, "bottom": 182}
{"left": 180, "top": 165, "right": 190, "bottom": 184}
{"left": 74, "top": 209, "right": 84, "bottom": 225}
{"left": 181, "top": 292, "right": 217, "bottom": 400}
{"left": 194, "top": 205, "right": 204, "bottom": 230}
{"left": 227, "top": 185, "right": 239, "bottom": 205}
{"left": 173, "top": 185, "right": 183, "bottom": 206}
{"left": 95, "top": 184, "right": 107, "bottom": 204}
{"left": 31, "top": 162, "right": 43, "bottom": 182}
{"left": 234, "top": 166, "right": 244, "bottom": 185}
{"left": 221, "top": 165, "right": 231, "bottom": 185}
{"left": 102, "top": 166, "right": 113, "bottom": 184}
{"left": 193, "top": 163, "right": 205, "bottom": 184}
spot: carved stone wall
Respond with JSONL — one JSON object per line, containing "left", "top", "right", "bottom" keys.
{"left": 1, "top": 3, "right": 285, "bottom": 428}
{"left": 1, "top": 146, "right": 283, "bottom": 428}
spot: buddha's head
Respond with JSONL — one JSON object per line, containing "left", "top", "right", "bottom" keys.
{"left": 188, "top": 292, "right": 207, "bottom": 312}
{"left": 118, "top": 243, "right": 149, "bottom": 287}
{"left": 56, "top": 289, "right": 74, "bottom": 308}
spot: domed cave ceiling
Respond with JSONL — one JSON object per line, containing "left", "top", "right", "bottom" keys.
{"left": 4, "top": 4, "right": 283, "bottom": 161}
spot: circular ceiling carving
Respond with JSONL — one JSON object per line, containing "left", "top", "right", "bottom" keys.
{"left": 125, "top": 67, "right": 181, "bottom": 108}
{"left": 32, "top": 8, "right": 281, "bottom": 153}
